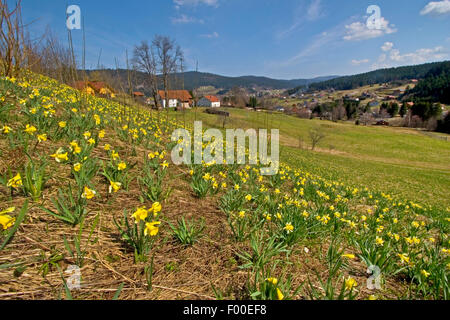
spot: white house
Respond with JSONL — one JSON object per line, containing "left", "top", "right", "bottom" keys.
{"left": 158, "top": 90, "right": 192, "bottom": 109}
{"left": 198, "top": 95, "right": 221, "bottom": 108}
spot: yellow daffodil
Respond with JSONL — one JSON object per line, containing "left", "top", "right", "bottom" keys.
{"left": 7, "top": 173, "right": 22, "bottom": 188}
{"left": 132, "top": 207, "right": 148, "bottom": 223}
{"left": 109, "top": 181, "right": 121, "bottom": 193}
{"left": 58, "top": 121, "right": 67, "bottom": 128}
{"left": 117, "top": 162, "right": 127, "bottom": 171}
{"left": 345, "top": 277, "right": 357, "bottom": 291}
{"left": 284, "top": 223, "right": 294, "bottom": 234}
{"left": 51, "top": 148, "right": 69, "bottom": 163}
{"left": 81, "top": 186, "right": 96, "bottom": 200}
{"left": 276, "top": 288, "right": 284, "bottom": 300}
{"left": 37, "top": 133, "right": 47, "bottom": 142}
{"left": 144, "top": 221, "right": 161, "bottom": 237}
{"left": 245, "top": 194, "right": 252, "bottom": 201}
{"left": 342, "top": 253, "right": 356, "bottom": 259}
{"left": 421, "top": 270, "right": 430, "bottom": 278}
{"left": 266, "top": 278, "right": 278, "bottom": 285}
{"left": 2, "top": 125, "right": 12, "bottom": 134}
{"left": 0, "top": 212, "right": 15, "bottom": 230}
{"left": 73, "top": 163, "right": 82, "bottom": 172}
{"left": 24, "top": 124, "right": 37, "bottom": 135}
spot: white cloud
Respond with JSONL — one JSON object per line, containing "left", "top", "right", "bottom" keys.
{"left": 171, "top": 14, "right": 204, "bottom": 24}
{"left": 174, "top": 0, "right": 218, "bottom": 7}
{"left": 200, "top": 32, "right": 219, "bottom": 38}
{"left": 381, "top": 41, "right": 394, "bottom": 52}
{"left": 351, "top": 59, "right": 370, "bottom": 65}
{"left": 372, "top": 43, "right": 448, "bottom": 69}
{"left": 343, "top": 17, "right": 397, "bottom": 41}
{"left": 420, "top": 1, "right": 450, "bottom": 16}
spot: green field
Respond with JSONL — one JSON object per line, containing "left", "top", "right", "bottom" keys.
{"left": 166, "top": 107, "right": 450, "bottom": 207}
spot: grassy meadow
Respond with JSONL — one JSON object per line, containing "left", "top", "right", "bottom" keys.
{"left": 167, "top": 107, "right": 450, "bottom": 208}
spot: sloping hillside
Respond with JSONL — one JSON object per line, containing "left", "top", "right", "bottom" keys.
{"left": 0, "top": 72, "right": 448, "bottom": 300}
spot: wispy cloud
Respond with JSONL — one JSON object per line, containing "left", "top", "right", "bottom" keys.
{"left": 174, "top": 0, "right": 219, "bottom": 8}
{"left": 420, "top": 1, "right": 450, "bottom": 16}
{"left": 171, "top": 14, "right": 204, "bottom": 24}
{"left": 343, "top": 17, "right": 397, "bottom": 41}
{"left": 276, "top": 0, "right": 325, "bottom": 40}
{"left": 307, "top": 0, "right": 324, "bottom": 21}
{"left": 351, "top": 59, "right": 370, "bottom": 65}
{"left": 200, "top": 31, "right": 219, "bottom": 38}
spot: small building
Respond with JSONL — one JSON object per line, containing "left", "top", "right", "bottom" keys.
{"left": 158, "top": 90, "right": 193, "bottom": 109}
{"left": 198, "top": 95, "right": 221, "bottom": 108}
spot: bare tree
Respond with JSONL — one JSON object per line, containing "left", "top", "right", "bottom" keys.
{"left": 309, "top": 128, "right": 326, "bottom": 151}
{"left": 132, "top": 41, "right": 160, "bottom": 109}
{"left": 360, "top": 112, "right": 374, "bottom": 126}
{"left": 153, "top": 35, "right": 183, "bottom": 112}
{"left": 0, "top": 0, "right": 25, "bottom": 77}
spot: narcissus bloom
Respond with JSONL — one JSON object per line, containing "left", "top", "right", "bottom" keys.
{"left": 238, "top": 211, "right": 246, "bottom": 219}
{"left": 276, "top": 288, "right": 284, "bottom": 300}
{"left": 73, "top": 163, "right": 82, "bottom": 172}
{"left": 0, "top": 213, "right": 15, "bottom": 230}
{"left": 161, "top": 161, "right": 169, "bottom": 169}
{"left": 398, "top": 253, "right": 410, "bottom": 264}
{"left": 1, "top": 125, "right": 11, "bottom": 134}
{"left": 345, "top": 277, "right": 357, "bottom": 291}
{"left": 0, "top": 207, "right": 15, "bottom": 229}
{"left": 421, "top": 270, "right": 430, "bottom": 278}
{"left": 51, "top": 148, "right": 69, "bottom": 163}
{"left": 144, "top": 221, "right": 161, "bottom": 237}
{"left": 109, "top": 181, "right": 121, "bottom": 193}
{"left": 24, "top": 124, "right": 37, "bottom": 135}
{"left": 284, "top": 223, "right": 294, "bottom": 234}
{"left": 132, "top": 207, "right": 148, "bottom": 223}
{"left": 7, "top": 173, "right": 22, "bottom": 188}
{"left": 37, "top": 134, "right": 47, "bottom": 142}
{"left": 245, "top": 194, "right": 252, "bottom": 201}
{"left": 375, "top": 237, "right": 384, "bottom": 246}
{"left": 81, "top": 186, "right": 96, "bottom": 200}
{"left": 117, "top": 162, "right": 127, "bottom": 171}
{"left": 104, "top": 144, "right": 111, "bottom": 151}
{"left": 149, "top": 202, "right": 162, "bottom": 216}
{"left": 342, "top": 254, "right": 356, "bottom": 259}
{"left": 266, "top": 278, "right": 278, "bottom": 285}
{"left": 58, "top": 121, "right": 67, "bottom": 128}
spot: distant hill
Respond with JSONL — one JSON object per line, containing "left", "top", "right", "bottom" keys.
{"left": 290, "top": 61, "right": 450, "bottom": 93}
{"left": 403, "top": 61, "right": 450, "bottom": 104}
{"left": 82, "top": 69, "right": 338, "bottom": 93}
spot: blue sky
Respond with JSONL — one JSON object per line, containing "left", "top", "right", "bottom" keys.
{"left": 18, "top": 0, "right": 450, "bottom": 79}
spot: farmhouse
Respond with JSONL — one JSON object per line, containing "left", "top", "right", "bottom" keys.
{"left": 158, "top": 90, "right": 193, "bottom": 109}
{"left": 198, "top": 95, "right": 221, "bottom": 108}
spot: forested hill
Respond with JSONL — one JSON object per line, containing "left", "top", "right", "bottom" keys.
{"left": 403, "top": 61, "right": 450, "bottom": 104}
{"left": 293, "top": 61, "right": 450, "bottom": 92}
{"left": 83, "top": 69, "right": 338, "bottom": 92}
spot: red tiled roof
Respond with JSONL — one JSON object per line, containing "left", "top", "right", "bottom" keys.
{"left": 133, "top": 91, "right": 145, "bottom": 97}
{"left": 204, "top": 95, "right": 220, "bottom": 103}
{"left": 158, "top": 90, "right": 192, "bottom": 102}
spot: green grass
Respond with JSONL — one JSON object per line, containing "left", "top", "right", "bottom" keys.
{"left": 165, "top": 107, "right": 450, "bottom": 207}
